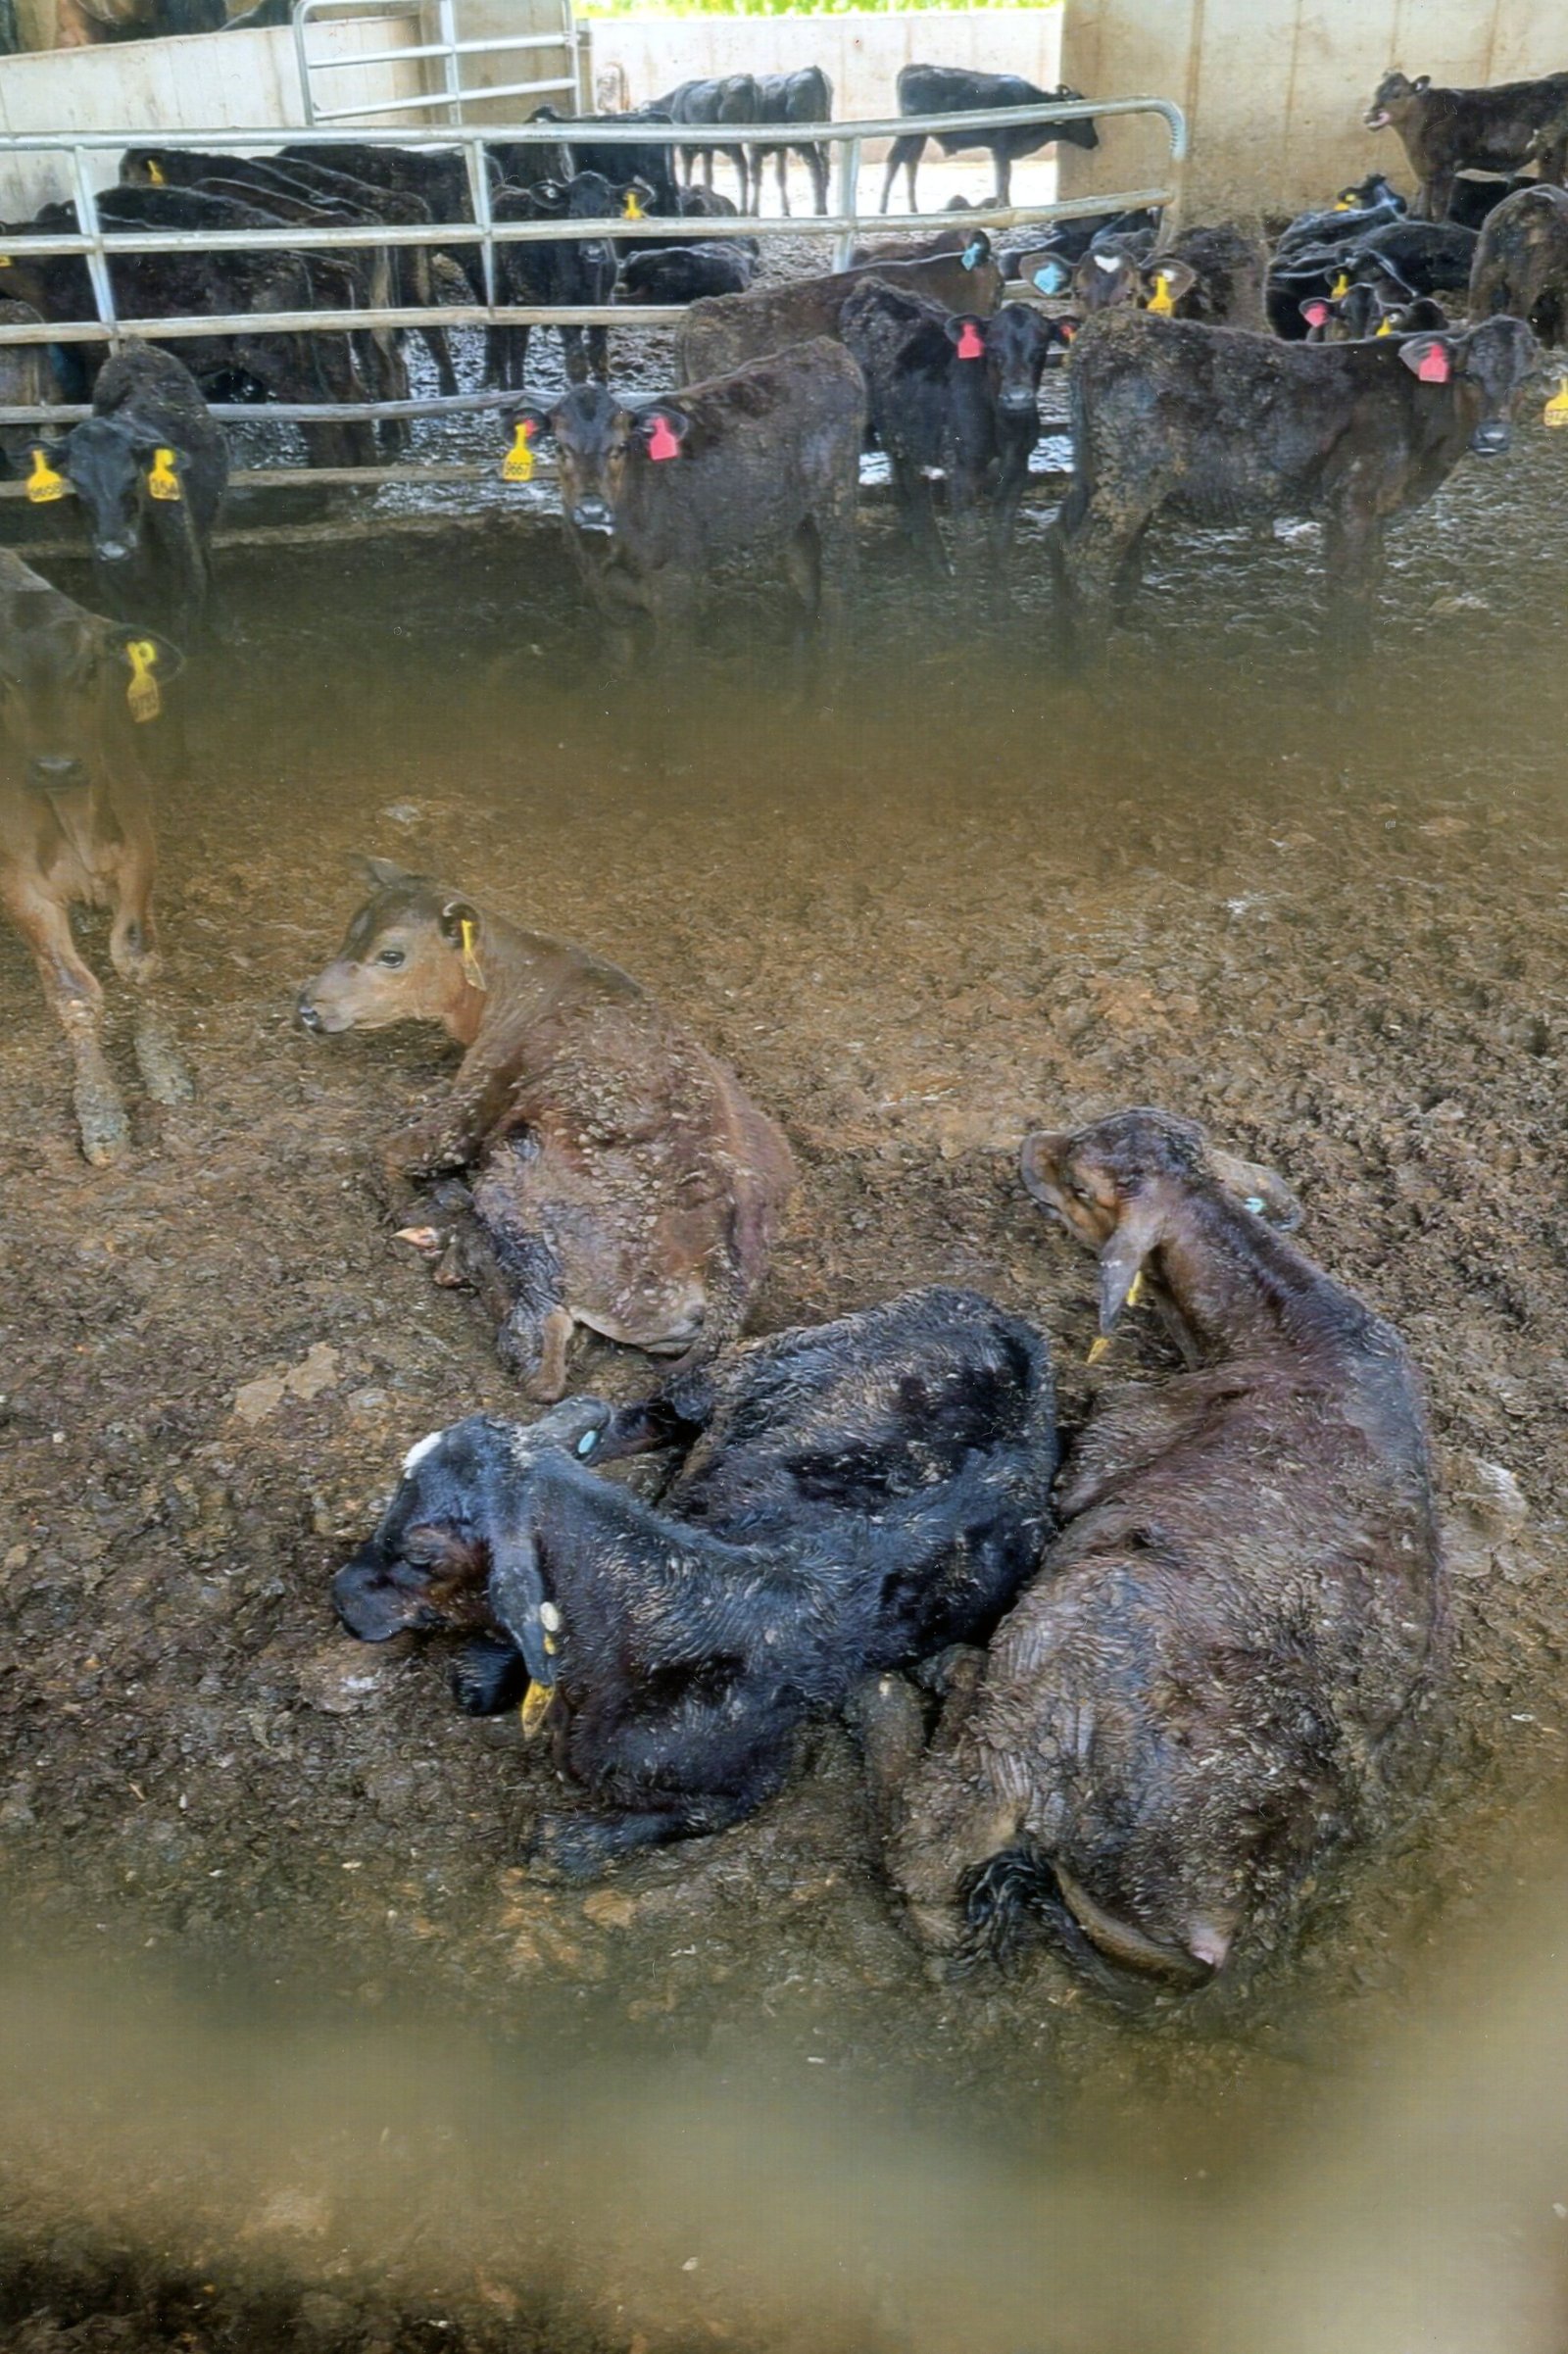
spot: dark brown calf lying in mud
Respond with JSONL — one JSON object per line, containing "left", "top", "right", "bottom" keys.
{"left": 0, "top": 548, "right": 190, "bottom": 1164}
{"left": 297, "top": 860, "right": 794, "bottom": 1399}
{"left": 333, "top": 1289, "right": 1058, "bottom": 1882}
{"left": 887, "top": 1109, "right": 1445, "bottom": 2002}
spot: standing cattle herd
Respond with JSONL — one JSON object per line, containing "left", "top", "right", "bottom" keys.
{"left": 4, "top": 50, "right": 1566, "bottom": 2009}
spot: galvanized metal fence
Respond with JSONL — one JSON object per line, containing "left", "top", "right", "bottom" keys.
{"left": 292, "top": 0, "right": 581, "bottom": 128}
{"left": 0, "top": 99, "right": 1185, "bottom": 501}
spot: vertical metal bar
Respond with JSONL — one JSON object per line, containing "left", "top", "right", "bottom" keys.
{"left": 832, "top": 134, "right": 859, "bottom": 270}
{"left": 437, "top": 0, "right": 463, "bottom": 127}
{"left": 465, "top": 129, "right": 497, "bottom": 311}
{"left": 70, "top": 142, "right": 121, "bottom": 355}
{"left": 293, "top": 0, "right": 318, "bottom": 128}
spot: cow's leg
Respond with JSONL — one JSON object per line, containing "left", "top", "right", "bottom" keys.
{"left": 558, "top": 324, "right": 589, "bottom": 386}
{"left": 528, "top": 1785, "right": 770, "bottom": 1882}
{"left": 892, "top": 455, "right": 950, "bottom": 575}
{"left": 810, "top": 478, "right": 859, "bottom": 653}
{"left": 1054, "top": 492, "right": 1155, "bottom": 663}
{"left": 880, "top": 136, "right": 920, "bottom": 214}
{"left": 419, "top": 325, "right": 461, "bottom": 398}
{"left": 781, "top": 519, "right": 821, "bottom": 673}
{"left": 1322, "top": 501, "right": 1386, "bottom": 662}
{"left": 492, "top": 1248, "right": 574, "bottom": 1400}
{"left": 108, "top": 840, "right": 194, "bottom": 1108}
{"left": 586, "top": 325, "right": 609, "bottom": 384}
{"left": 3, "top": 874, "right": 127, "bottom": 1164}
{"left": 808, "top": 142, "right": 829, "bottom": 216}
{"left": 988, "top": 446, "right": 1031, "bottom": 572}
{"left": 995, "top": 149, "right": 1012, "bottom": 207}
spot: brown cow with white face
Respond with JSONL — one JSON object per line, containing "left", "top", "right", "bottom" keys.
{"left": 0, "top": 549, "right": 188, "bottom": 1164}
{"left": 297, "top": 861, "right": 795, "bottom": 1400}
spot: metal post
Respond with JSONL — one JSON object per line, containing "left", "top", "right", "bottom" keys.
{"left": 436, "top": 0, "right": 462, "bottom": 127}
{"left": 832, "top": 135, "right": 860, "bottom": 271}
{"left": 69, "top": 140, "right": 121, "bottom": 354}
{"left": 464, "top": 128, "right": 497, "bottom": 311}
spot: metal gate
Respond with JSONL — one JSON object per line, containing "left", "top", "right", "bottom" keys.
{"left": 0, "top": 98, "right": 1187, "bottom": 508}
{"left": 292, "top": 0, "right": 582, "bottom": 127}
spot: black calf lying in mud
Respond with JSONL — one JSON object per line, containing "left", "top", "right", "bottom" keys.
{"left": 333, "top": 1289, "right": 1058, "bottom": 1881}
{"left": 887, "top": 1111, "right": 1445, "bottom": 2002}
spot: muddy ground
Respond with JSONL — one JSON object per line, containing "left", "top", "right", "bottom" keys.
{"left": 3, "top": 338, "right": 1568, "bottom": 2351}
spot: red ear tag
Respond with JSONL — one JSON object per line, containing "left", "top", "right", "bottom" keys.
{"left": 1304, "top": 300, "right": 1329, "bottom": 326}
{"left": 647, "top": 416, "right": 680, "bottom": 461}
{"left": 1417, "top": 344, "right": 1450, "bottom": 383}
{"left": 956, "top": 321, "right": 985, "bottom": 361}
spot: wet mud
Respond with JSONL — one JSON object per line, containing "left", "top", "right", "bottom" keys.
{"left": 3, "top": 357, "right": 1568, "bottom": 2349}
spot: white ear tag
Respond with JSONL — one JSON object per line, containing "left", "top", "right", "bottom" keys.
{"left": 1094, "top": 252, "right": 1120, "bottom": 272}
{"left": 402, "top": 1430, "right": 443, "bottom": 1476}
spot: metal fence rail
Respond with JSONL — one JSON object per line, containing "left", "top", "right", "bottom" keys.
{"left": 0, "top": 102, "right": 1185, "bottom": 482}
{"left": 292, "top": 0, "right": 580, "bottom": 127}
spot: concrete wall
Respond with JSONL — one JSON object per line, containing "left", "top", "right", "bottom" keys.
{"left": 589, "top": 8, "right": 1063, "bottom": 129}
{"left": 1059, "top": 0, "right": 1568, "bottom": 221}
{"left": 0, "top": 17, "right": 423, "bottom": 212}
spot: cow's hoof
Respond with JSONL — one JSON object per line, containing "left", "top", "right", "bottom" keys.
{"left": 133, "top": 1017, "right": 195, "bottom": 1105}
{"left": 75, "top": 1085, "right": 130, "bottom": 1166}
{"left": 524, "top": 1811, "right": 613, "bottom": 1885}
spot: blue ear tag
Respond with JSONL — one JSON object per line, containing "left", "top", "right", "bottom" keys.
{"left": 576, "top": 1428, "right": 598, "bottom": 1457}
{"left": 1033, "top": 261, "right": 1067, "bottom": 295}
{"left": 961, "top": 238, "right": 984, "bottom": 270}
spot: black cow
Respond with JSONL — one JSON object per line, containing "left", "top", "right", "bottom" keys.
{"left": 616, "top": 239, "right": 757, "bottom": 305}
{"left": 1051, "top": 311, "right": 1538, "bottom": 656}
{"left": 491, "top": 172, "right": 640, "bottom": 394}
{"left": 1000, "top": 204, "right": 1162, "bottom": 279}
{"left": 842, "top": 282, "right": 1072, "bottom": 572}
{"left": 1066, "top": 221, "right": 1268, "bottom": 329}
{"left": 1471, "top": 181, "right": 1568, "bottom": 346}
{"left": 528, "top": 107, "right": 680, "bottom": 219}
{"left": 509, "top": 336, "right": 864, "bottom": 666}
{"left": 1299, "top": 284, "right": 1447, "bottom": 342}
{"left": 331, "top": 1289, "right": 1058, "bottom": 1881}
{"left": 1446, "top": 172, "right": 1541, "bottom": 230}
{"left": 1273, "top": 174, "right": 1407, "bottom": 256}
{"left": 1267, "top": 220, "right": 1479, "bottom": 338}
{"left": 748, "top": 67, "right": 833, "bottom": 217}
{"left": 653, "top": 77, "right": 759, "bottom": 211}
{"left": 47, "top": 345, "right": 227, "bottom": 649}
{"left": 277, "top": 139, "right": 495, "bottom": 336}
{"left": 880, "top": 65, "right": 1099, "bottom": 212}
{"left": 1367, "top": 68, "right": 1568, "bottom": 220}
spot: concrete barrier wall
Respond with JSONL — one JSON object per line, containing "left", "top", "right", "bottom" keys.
{"left": 0, "top": 17, "right": 423, "bottom": 213}
{"left": 1059, "top": 0, "right": 1568, "bottom": 221}
{"left": 588, "top": 8, "right": 1063, "bottom": 132}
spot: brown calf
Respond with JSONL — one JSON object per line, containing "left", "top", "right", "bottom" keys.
{"left": 297, "top": 860, "right": 796, "bottom": 1400}
{"left": 0, "top": 550, "right": 189, "bottom": 1163}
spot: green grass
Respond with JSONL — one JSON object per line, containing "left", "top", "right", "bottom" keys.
{"left": 583, "top": 0, "right": 1059, "bottom": 16}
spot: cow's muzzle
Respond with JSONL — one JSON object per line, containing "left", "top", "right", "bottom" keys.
{"left": 1470, "top": 420, "right": 1511, "bottom": 456}
{"left": 95, "top": 539, "right": 134, "bottom": 564}
{"left": 27, "top": 755, "right": 86, "bottom": 793}
{"left": 999, "top": 387, "right": 1039, "bottom": 414}
{"left": 570, "top": 497, "right": 614, "bottom": 532}
{"left": 295, "top": 990, "right": 325, "bottom": 1033}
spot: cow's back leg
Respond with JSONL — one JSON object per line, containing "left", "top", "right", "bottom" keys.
{"left": 558, "top": 323, "right": 589, "bottom": 386}
{"left": 809, "top": 142, "right": 829, "bottom": 216}
{"left": 586, "top": 324, "right": 609, "bottom": 383}
{"left": 419, "top": 324, "right": 460, "bottom": 397}
{"left": 528, "top": 1785, "right": 772, "bottom": 1881}
{"left": 3, "top": 870, "right": 128, "bottom": 1164}
{"left": 1055, "top": 489, "right": 1159, "bottom": 661}
{"left": 880, "top": 136, "right": 921, "bottom": 213}
{"left": 1322, "top": 499, "right": 1387, "bottom": 661}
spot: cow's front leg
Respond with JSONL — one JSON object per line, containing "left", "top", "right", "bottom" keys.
{"left": 6, "top": 877, "right": 127, "bottom": 1164}
{"left": 111, "top": 859, "right": 193, "bottom": 1107}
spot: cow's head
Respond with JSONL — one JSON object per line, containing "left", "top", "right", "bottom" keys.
{"left": 52, "top": 415, "right": 183, "bottom": 569}
{"left": 1074, "top": 248, "right": 1196, "bottom": 316}
{"left": 332, "top": 1402, "right": 610, "bottom": 1647}
{"left": 0, "top": 564, "right": 182, "bottom": 789}
{"left": 1365, "top": 70, "right": 1428, "bottom": 130}
{"left": 1398, "top": 316, "right": 1539, "bottom": 453}
{"left": 947, "top": 304, "right": 1074, "bottom": 412}
{"left": 1052, "top": 85, "right": 1101, "bottom": 153}
{"left": 296, "top": 858, "right": 488, "bottom": 1042}
{"left": 509, "top": 386, "right": 688, "bottom": 533}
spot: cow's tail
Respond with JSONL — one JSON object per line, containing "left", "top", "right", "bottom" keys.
{"left": 959, "top": 1845, "right": 1165, "bottom": 2015}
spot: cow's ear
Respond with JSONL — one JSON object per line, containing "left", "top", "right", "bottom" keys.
{"left": 636, "top": 405, "right": 688, "bottom": 460}
{"left": 945, "top": 313, "right": 988, "bottom": 359}
{"left": 355, "top": 855, "right": 414, "bottom": 890}
{"left": 1299, "top": 296, "right": 1332, "bottom": 327}
{"left": 437, "top": 896, "right": 481, "bottom": 948}
{"left": 1143, "top": 258, "right": 1197, "bottom": 308}
{"left": 1029, "top": 255, "right": 1071, "bottom": 295}
{"left": 104, "top": 623, "right": 184, "bottom": 685}
{"left": 505, "top": 400, "right": 554, "bottom": 447}
{"left": 1412, "top": 73, "right": 1430, "bottom": 91}
{"left": 532, "top": 179, "right": 566, "bottom": 211}
{"left": 1398, "top": 332, "right": 1459, "bottom": 382}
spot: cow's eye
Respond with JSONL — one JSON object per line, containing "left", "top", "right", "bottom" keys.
{"left": 1068, "top": 1179, "right": 1093, "bottom": 1203}
{"left": 377, "top": 947, "right": 406, "bottom": 968}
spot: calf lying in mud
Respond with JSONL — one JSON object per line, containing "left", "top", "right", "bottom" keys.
{"left": 297, "top": 859, "right": 794, "bottom": 1398}
{"left": 333, "top": 1289, "right": 1058, "bottom": 1881}
{"left": 0, "top": 549, "right": 189, "bottom": 1163}
{"left": 887, "top": 1110, "right": 1445, "bottom": 2002}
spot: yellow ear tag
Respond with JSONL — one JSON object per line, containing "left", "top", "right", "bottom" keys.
{"left": 146, "top": 445, "right": 180, "bottom": 502}
{"left": 459, "top": 915, "right": 486, "bottom": 991}
{"left": 1146, "top": 271, "right": 1176, "bottom": 316}
{"left": 0, "top": 255, "right": 13, "bottom": 270}
{"left": 500, "top": 419, "right": 534, "bottom": 483}
{"left": 125, "top": 638, "right": 161, "bottom": 723}
{"left": 1086, "top": 1269, "right": 1145, "bottom": 1366}
{"left": 1332, "top": 272, "right": 1350, "bottom": 299}
{"left": 147, "top": 159, "right": 166, "bottom": 186}
{"left": 622, "top": 189, "right": 645, "bottom": 221}
{"left": 519, "top": 1681, "right": 554, "bottom": 1738}
{"left": 1544, "top": 379, "right": 1568, "bottom": 428}
{"left": 1375, "top": 315, "right": 1394, "bottom": 336}
{"left": 1333, "top": 198, "right": 1354, "bottom": 212}
{"left": 25, "top": 447, "right": 65, "bottom": 503}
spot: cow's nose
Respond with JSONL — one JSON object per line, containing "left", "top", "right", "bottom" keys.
{"left": 296, "top": 991, "right": 323, "bottom": 1033}
{"left": 96, "top": 539, "right": 133, "bottom": 564}
{"left": 1000, "top": 387, "right": 1038, "bottom": 412}
{"left": 27, "top": 755, "right": 85, "bottom": 791}
{"left": 1470, "top": 420, "right": 1511, "bottom": 456}
{"left": 571, "top": 497, "right": 613, "bottom": 530}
